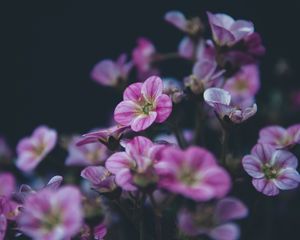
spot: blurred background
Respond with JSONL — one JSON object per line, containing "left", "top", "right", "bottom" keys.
{"left": 1, "top": 1, "right": 300, "bottom": 239}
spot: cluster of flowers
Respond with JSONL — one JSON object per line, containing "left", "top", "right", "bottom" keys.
{"left": 1, "top": 10, "right": 299, "bottom": 240}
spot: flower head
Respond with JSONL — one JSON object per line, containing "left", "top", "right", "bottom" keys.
{"left": 105, "top": 136, "right": 163, "bottom": 191}
{"left": 242, "top": 144, "right": 300, "bottom": 196}
{"left": 17, "top": 186, "right": 83, "bottom": 240}
{"left": 207, "top": 12, "right": 254, "bottom": 47}
{"left": 66, "top": 136, "right": 109, "bottom": 166}
{"left": 162, "top": 78, "right": 185, "bottom": 103}
{"left": 114, "top": 76, "right": 172, "bottom": 132}
{"left": 16, "top": 126, "right": 57, "bottom": 172}
{"left": 155, "top": 146, "right": 231, "bottom": 201}
{"left": 81, "top": 166, "right": 117, "bottom": 193}
{"left": 204, "top": 88, "right": 257, "bottom": 123}
{"left": 91, "top": 54, "right": 132, "bottom": 87}
{"left": 178, "top": 197, "right": 248, "bottom": 240}
{"left": 258, "top": 124, "right": 300, "bottom": 149}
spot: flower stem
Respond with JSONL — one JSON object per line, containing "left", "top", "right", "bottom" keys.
{"left": 149, "top": 193, "right": 162, "bottom": 240}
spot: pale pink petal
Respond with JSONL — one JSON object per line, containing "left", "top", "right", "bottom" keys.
{"left": 185, "top": 147, "right": 217, "bottom": 170}
{"left": 131, "top": 112, "right": 157, "bottom": 132}
{"left": 251, "top": 144, "right": 274, "bottom": 164}
{"left": 242, "top": 155, "right": 264, "bottom": 178}
{"left": 274, "top": 168, "right": 300, "bottom": 190}
{"left": 287, "top": 124, "right": 300, "bottom": 143}
{"left": 178, "top": 37, "right": 195, "bottom": 59}
{"left": 105, "top": 152, "right": 133, "bottom": 174}
{"left": 204, "top": 88, "right": 231, "bottom": 106}
{"left": 114, "top": 100, "right": 140, "bottom": 126}
{"left": 141, "top": 76, "right": 163, "bottom": 102}
{"left": 252, "top": 178, "right": 279, "bottom": 196}
{"left": 45, "top": 175, "right": 63, "bottom": 191}
{"left": 123, "top": 82, "right": 143, "bottom": 101}
{"left": 115, "top": 168, "right": 136, "bottom": 191}
{"left": 258, "top": 126, "right": 287, "bottom": 146}
{"left": 215, "top": 198, "right": 248, "bottom": 222}
{"left": 209, "top": 223, "right": 239, "bottom": 240}
{"left": 81, "top": 166, "right": 109, "bottom": 185}
{"left": 91, "top": 60, "right": 119, "bottom": 86}
{"left": 230, "top": 20, "right": 254, "bottom": 41}
{"left": 271, "top": 150, "right": 298, "bottom": 169}
{"left": 164, "top": 11, "right": 187, "bottom": 31}
{"left": 155, "top": 94, "right": 172, "bottom": 123}
{"left": 124, "top": 136, "right": 153, "bottom": 158}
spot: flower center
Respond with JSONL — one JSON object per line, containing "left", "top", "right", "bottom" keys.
{"left": 179, "top": 168, "right": 199, "bottom": 186}
{"left": 234, "top": 79, "right": 248, "bottom": 92}
{"left": 142, "top": 102, "right": 154, "bottom": 115}
{"left": 42, "top": 212, "right": 61, "bottom": 231}
{"left": 34, "top": 144, "right": 45, "bottom": 156}
{"left": 262, "top": 163, "right": 278, "bottom": 179}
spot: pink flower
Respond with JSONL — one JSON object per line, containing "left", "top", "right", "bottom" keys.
{"left": 178, "top": 197, "right": 248, "bottom": 240}
{"left": 16, "top": 126, "right": 57, "bottom": 172}
{"left": 207, "top": 12, "right": 254, "bottom": 47}
{"left": 132, "top": 38, "right": 156, "bottom": 73}
{"left": 0, "top": 173, "right": 15, "bottom": 198}
{"left": 224, "top": 65, "right": 260, "bottom": 100}
{"left": 76, "top": 125, "right": 128, "bottom": 150}
{"left": 155, "top": 146, "right": 231, "bottom": 201}
{"left": 81, "top": 166, "right": 117, "bottom": 193}
{"left": 105, "top": 136, "right": 162, "bottom": 191}
{"left": 114, "top": 76, "right": 172, "bottom": 132}
{"left": 91, "top": 54, "right": 132, "bottom": 87}
{"left": 258, "top": 124, "right": 300, "bottom": 149}
{"left": 66, "top": 136, "right": 108, "bottom": 166}
{"left": 204, "top": 88, "right": 257, "bottom": 123}
{"left": 242, "top": 144, "right": 300, "bottom": 196}
{"left": 17, "top": 186, "right": 83, "bottom": 240}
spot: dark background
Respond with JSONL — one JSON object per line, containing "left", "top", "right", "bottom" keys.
{"left": 1, "top": 1, "right": 300, "bottom": 239}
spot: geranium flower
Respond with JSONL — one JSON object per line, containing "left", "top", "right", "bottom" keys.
{"left": 224, "top": 64, "right": 260, "bottom": 100}
{"left": 114, "top": 76, "right": 172, "bottom": 132}
{"left": 204, "top": 88, "right": 257, "bottom": 123}
{"left": 105, "top": 136, "right": 163, "bottom": 191}
{"left": 178, "top": 197, "right": 248, "bottom": 240}
{"left": 91, "top": 54, "right": 132, "bottom": 87}
{"left": 81, "top": 166, "right": 117, "bottom": 193}
{"left": 242, "top": 144, "right": 300, "bottom": 196}
{"left": 17, "top": 186, "right": 83, "bottom": 240}
{"left": 155, "top": 146, "right": 231, "bottom": 201}
{"left": 258, "top": 124, "right": 300, "bottom": 149}
{"left": 16, "top": 126, "right": 57, "bottom": 172}
{"left": 207, "top": 12, "right": 254, "bottom": 46}
{"left": 66, "top": 136, "right": 108, "bottom": 166}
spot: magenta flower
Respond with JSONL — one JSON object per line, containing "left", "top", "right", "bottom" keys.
{"left": 114, "top": 76, "right": 172, "bottom": 132}
{"left": 17, "top": 186, "right": 83, "bottom": 240}
{"left": 204, "top": 88, "right": 257, "bottom": 123}
{"left": 155, "top": 146, "right": 231, "bottom": 201}
{"left": 178, "top": 197, "right": 248, "bottom": 240}
{"left": 16, "top": 126, "right": 57, "bottom": 172}
{"left": 91, "top": 54, "right": 132, "bottom": 87}
{"left": 66, "top": 136, "right": 108, "bottom": 166}
{"left": 224, "top": 64, "right": 260, "bottom": 100}
{"left": 242, "top": 144, "right": 300, "bottom": 196}
{"left": 207, "top": 12, "right": 254, "bottom": 47}
{"left": 106, "top": 136, "right": 163, "bottom": 191}
{"left": 258, "top": 124, "right": 300, "bottom": 149}
{"left": 76, "top": 125, "right": 128, "bottom": 149}
{"left": 81, "top": 166, "right": 117, "bottom": 193}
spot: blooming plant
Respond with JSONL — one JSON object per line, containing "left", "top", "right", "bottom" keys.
{"left": 2, "top": 8, "right": 300, "bottom": 240}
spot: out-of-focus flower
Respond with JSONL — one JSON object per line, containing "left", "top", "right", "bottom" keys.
{"left": 0, "top": 173, "right": 15, "bottom": 198}
{"left": 165, "top": 11, "right": 203, "bottom": 35}
{"left": 94, "top": 223, "right": 107, "bottom": 240}
{"left": 114, "top": 76, "right": 172, "bottom": 132}
{"left": 155, "top": 130, "right": 193, "bottom": 146}
{"left": 224, "top": 65, "right": 260, "bottom": 100}
{"left": 242, "top": 144, "right": 300, "bottom": 196}
{"left": 258, "top": 125, "right": 300, "bottom": 149}
{"left": 0, "top": 214, "right": 6, "bottom": 240}
{"left": 91, "top": 54, "right": 132, "bottom": 87}
{"left": 17, "top": 186, "right": 83, "bottom": 240}
{"left": 16, "top": 126, "right": 57, "bottom": 172}
{"left": 204, "top": 88, "right": 257, "bottom": 123}
{"left": 0, "top": 196, "right": 19, "bottom": 221}
{"left": 155, "top": 146, "right": 231, "bottom": 201}
{"left": 81, "top": 166, "right": 117, "bottom": 193}
{"left": 178, "top": 197, "right": 248, "bottom": 240}
{"left": 76, "top": 125, "right": 128, "bottom": 150}
{"left": 106, "top": 136, "right": 163, "bottom": 191}
{"left": 66, "top": 136, "right": 109, "bottom": 166}
{"left": 0, "top": 137, "right": 12, "bottom": 162}
{"left": 162, "top": 78, "right": 185, "bottom": 103}
{"left": 207, "top": 12, "right": 254, "bottom": 47}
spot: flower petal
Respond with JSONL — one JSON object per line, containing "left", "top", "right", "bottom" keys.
{"left": 274, "top": 168, "right": 300, "bottom": 190}
{"left": 141, "top": 76, "right": 163, "bottom": 102}
{"left": 271, "top": 150, "right": 298, "bottom": 169}
{"left": 209, "top": 223, "right": 240, "bottom": 240}
{"left": 242, "top": 155, "right": 264, "bottom": 178}
{"left": 131, "top": 112, "right": 157, "bottom": 132}
{"left": 115, "top": 168, "right": 136, "bottom": 191}
{"left": 204, "top": 88, "right": 231, "bottom": 106}
{"left": 164, "top": 11, "right": 187, "bottom": 31}
{"left": 81, "top": 166, "right": 109, "bottom": 185}
{"left": 123, "top": 82, "right": 143, "bottom": 101}
{"left": 0, "top": 215, "right": 7, "bottom": 240}
{"left": 155, "top": 94, "right": 172, "bottom": 123}
{"left": 252, "top": 178, "right": 279, "bottom": 196}
{"left": 215, "top": 198, "right": 248, "bottom": 222}
{"left": 250, "top": 144, "right": 275, "bottom": 164}
{"left": 114, "top": 100, "right": 140, "bottom": 126}
{"left": 178, "top": 37, "right": 195, "bottom": 59}
{"left": 105, "top": 152, "right": 133, "bottom": 174}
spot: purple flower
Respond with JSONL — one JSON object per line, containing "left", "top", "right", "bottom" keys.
{"left": 114, "top": 76, "right": 172, "bottom": 132}
{"left": 17, "top": 186, "right": 83, "bottom": 240}
{"left": 16, "top": 126, "right": 57, "bottom": 172}
{"left": 81, "top": 166, "right": 117, "bottom": 193}
{"left": 178, "top": 197, "right": 248, "bottom": 240}
{"left": 258, "top": 124, "right": 300, "bottom": 149}
{"left": 66, "top": 136, "right": 109, "bottom": 166}
{"left": 155, "top": 146, "right": 231, "bottom": 201}
{"left": 204, "top": 88, "right": 257, "bottom": 123}
{"left": 242, "top": 144, "right": 300, "bottom": 196}
{"left": 91, "top": 54, "right": 132, "bottom": 87}
{"left": 207, "top": 12, "right": 254, "bottom": 47}
{"left": 105, "top": 136, "right": 163, "bottom": 191}
{"left": 224, "top": 64, "right": 260, "bottom": 100}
